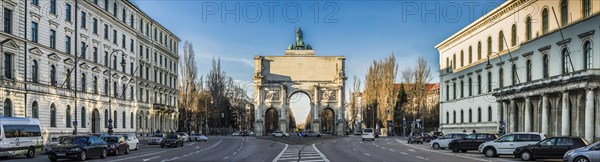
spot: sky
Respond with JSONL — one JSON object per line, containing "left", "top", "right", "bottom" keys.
{"left": 131, "top": 0, "right": 504, "bottom": 125}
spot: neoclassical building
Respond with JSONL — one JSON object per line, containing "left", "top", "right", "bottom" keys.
{"left": 437, "top": 0, "right": 599, "bottom": 142}
{"left": 0, "top": 0, "right": 179, "bottom": 143}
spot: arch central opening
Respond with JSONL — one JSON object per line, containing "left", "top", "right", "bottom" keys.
{"left": 289, "top": 92, "right": 311, "bottom": 132}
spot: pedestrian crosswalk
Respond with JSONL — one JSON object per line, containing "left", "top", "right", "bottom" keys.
{"left": 275, "top": 145, "right": 329, "bottom": 162}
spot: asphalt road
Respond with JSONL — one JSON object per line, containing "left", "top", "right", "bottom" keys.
{"left": 1, "top": 136, "right": 565, "bottom": 162}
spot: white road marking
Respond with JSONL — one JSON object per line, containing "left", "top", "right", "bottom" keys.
{"left": 195, "top": 146, "right": 200, "bottom": 149}
{"left": 353, "top": 148, "right": 357, "bottom": 151}
{"left": 381, "top": 147, "right": 386, "bottom": 149}
{"left": 272, "top": 144, "right": 289, "bottom": 162}
{"left": 160, "top": 139, "right": 223, "bottom": 162}
{"left": 416, "top": 156, "right": 428, "bottom": 160}
{"left": 408, "top": 149, "right": 416, "bottom": 152}
{"left": 395, "top": 139, "right": 488, "bottom": 162}
{"left": 312, "top": 143, "right": 330, "bottom": 162}
{"left": 142, "top": 156, "right": 160, "bottom": 162}
{"left": 389, "top": 149, "right": 395, "bottom": 152}
{"left": 363, "top": 153, "right": 371, "bottom": 156}
{"left": 233, "top": 151, "right": 237, "bottom": 155}
{"left": 223, "top": 156, "right": 229, "bottom": 159}
{"left": 110, "top": 139, "right": 209, "bottom": 162}
{"left": 400, "top": 152, "right": 408, "bottom": 155}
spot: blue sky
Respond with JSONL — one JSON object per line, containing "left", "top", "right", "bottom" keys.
{"left": 131, "top": 0, "right": 504, "bottom": 124}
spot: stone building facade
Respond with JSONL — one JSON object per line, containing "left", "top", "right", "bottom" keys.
{"left": 0, "top": 0, "right": 179, "bottom": 143}
{"left": 437, "top": 0, "right": 600, "bottom": 142}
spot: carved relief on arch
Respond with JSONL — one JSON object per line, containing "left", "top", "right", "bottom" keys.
{"left": 263, "top": 87, "right": 280, "bottom": 102}
{"left": 320, "top": 88, "right": 337, "bottom": 102}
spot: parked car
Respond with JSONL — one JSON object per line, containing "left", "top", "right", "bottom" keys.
{"left": 177, "top": 132, "right": 190, "bottom": 142}
{"left": 161, "top": 134, "right": 184, "bottom": 148}
{"left": 119, "top": 133, "right": 139, "bottom": 151}
{"left": 354, "top": 130, "right": 362, "bottom": 135}
{"left": 408, "top": 132, "right": 424, "bottom": 144}
{"left": 148, "top": 133, "right": 166, "bottom": 145}
{"left": 232, "top": 131, "right": 241, "bottom": 136}
{"left": 362, "top": 128, "right": 375, "bottom": 141}
{"left": 101, "top": 135, "right": 129, "bottom": 156}
{"left": 429, "top": 133, "right": 468, "bottom": 150}
{"left": 514, "top": 136, "right": 588, "bottom": 161}
{"left": 563, "top": 141, "right": 600, "bottom": 162}
{"left": 303, "top": 130, "right": 322, "bottom": 137}
{"left": 272, "top": 130, "right": 290, "bottom": 137}
{"left": 479, "top": 132, "right": 545, "bottom": 157}
{"left": 47, "top": 135, "right": 108, "bottom": 161}
{"left": 448, "top": 133, "right": 497, "bottom": 153}
{"left": 45, "top": 137, "right": 61, "bottom": 153}
{"left": 422, "top": 133, "right": 434, "bottom": 142}
{"left": 431, "top": 131, "right": 444, "bottom": 139}
{"left": 0, "top": 117, "right": 43, "bottom": 158}
{"left": 190, "top": 133, "right": 208, "bottom": 142}
{"left": 247, "top": 131, "right": 255, "bottom": 136}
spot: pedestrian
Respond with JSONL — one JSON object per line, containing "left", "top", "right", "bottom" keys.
{"left": 472, "top": 129, "right": 476, "bottom": 134}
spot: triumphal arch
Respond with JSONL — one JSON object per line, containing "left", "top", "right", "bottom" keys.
{"left": 253, "top": 28, "right": 346, "bottom": 136}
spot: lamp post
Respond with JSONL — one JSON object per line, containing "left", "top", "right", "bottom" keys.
{"left": 107, "top": 49, "right": 125, "bottom": 135}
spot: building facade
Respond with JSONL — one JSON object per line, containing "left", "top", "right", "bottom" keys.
{"left": 0, "top": 0, "right": 179, "bottom": 143}
{"left": 437, "top": 0, "right": 600, "bottom": 142}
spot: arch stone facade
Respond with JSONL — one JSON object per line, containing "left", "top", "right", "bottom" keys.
{"left": 253, "top": 29, "right": 346, "bottom": 136}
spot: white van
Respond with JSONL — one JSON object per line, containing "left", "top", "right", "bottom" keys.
{"left": 0, "top": 117, "right": 43, "bottom": 158}
{"left": 478, "top": 132, "right": 545, "bottom": 157}
{"left": 362, "top": 128, "right": 375, "bottom": 141}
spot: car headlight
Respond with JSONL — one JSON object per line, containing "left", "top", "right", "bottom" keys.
{"left": 564, "top": 150, "right": 574, "bottom": 158}
{"left": 70, "top": 148, "right": 81, "bottom": 152}
{"left": 478, "top": 144, "right": 483, "bottom": 150}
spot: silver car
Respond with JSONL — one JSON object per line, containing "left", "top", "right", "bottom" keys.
{"left": 563, "top": 141, "right": 600, "bottom": 162}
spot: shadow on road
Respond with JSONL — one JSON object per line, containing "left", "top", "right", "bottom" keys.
{"left": 256, "top": 135, "right": 342, "bottom": 145}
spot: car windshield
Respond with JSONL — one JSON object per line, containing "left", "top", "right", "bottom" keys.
{"left": 60, "top": 136, "right": 88, "bottom": 144}
{"left": 102, "top": 137, "right": 120, "bottom": 142}
{"left": 167, "top": 135, "right": 178, "bottom": 139}
{"left": 464, "top": 134, "right": 476, "bottom": 139}
{"left": 153, "top": 134, "right": 164, "bottom": 137}
{"left": 363, "top": 129, "right": 373, "bottom": 133}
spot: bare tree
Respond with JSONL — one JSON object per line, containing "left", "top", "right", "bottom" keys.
{"left": 178, "top": 41, "right": 198, "bottom": 133}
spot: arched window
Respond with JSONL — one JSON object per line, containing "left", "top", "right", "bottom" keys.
{"left": 114, "top": 110, "right": 118, "bottom": 128}
{"left": 499, "top": 68, "right": 504, "bottom": 88}
{"left": 66, "top": 105, "right": 72, "bottom": 128}
{"left": 487, "top": 71, "right": 492, "bottom": 92}
{"left": 81, "top": 107, "right": 86, "bottom": 128}
{"left": 477, "top": 41, "right": 482, "bottom": 60}
{"left": 543, "top": 54, "right": 549, "bottom": 78}
{"left": 446, "top": 111, "right": 449, "bottom": 124}
{"left": 526, "top": 60, "right": 532, "bottom": 82}
{"left": 512, "top": 64, "right": 518, "bottom": 85}
{"left": 66, "top": 69, "right": 72, "bottom": 89}
{"left": 104, "top": 109, "right": 109, "bottom": 128}
{"left": 113, "top": 82, "right": 118, "bottom": 97}
{"left": 542, "top": 8, "right": 549, "bottom": 34}
{"left": 460, "top": 51, "right": 464, "bottom": 67}
{"left": 488, "top": 106, "right": 493, "bottom": 122}
{"left": 3, "top": 98, "right": 12, "bottom": 117}
{"left": 446, "top": 84, "right": 449, "bottom": 101}
{"left": 487, "top": 37, "right": 492, "bottom": 56}
{"left": 460, "top": 110, "right": 464, "bottom": 123}
{"left": 453, "top": 82, "right": 457, "bottom": 99}
{"left": 560, "top": 0, "right": 568, "bottom": 26}
{"left": 104, "top": 79, "right": 109, "bottom": 95}
{"left": 32, "top": 101, "right": 39, "bottom": 118}
{"left": 583, "top": 0, "right": 591, "bottom": 18}
{"left": 32, "top": 60, "right": 39, "bottom": 83}
{"left": 511, "top": 24, "right": 517, "bottom": 46}
{"left": 478, "top": 108, "right": 482, "bottom": 122}
{"left": 526, "top": 16, "right": 532, "bottom": 41}
{"left": 446, "top": 57, "right": 449, "bottom": 70}
{"left": 468, "top": 78, "right": 472, "bottom": 96}
{"left": 93, "top": 76, "right": 98, "bottom": 94}
{"left": 130, "top": 112, "right": 134, "bottom": 128}
{"left": 453, "top": 111, "right": 456, "bottom": 124}
{"left": 498, "top": 31, "right": 504, "bottom": 51}
{"left": 122, "top": 84, "right": 127, "bottom": 99}
{"left": 453, "top": 54, "right": 456, "bottom": 69}
{"left": 122, "top": 111, "right": 126, "bottom": 128}
{"left": 468, "top": 109, "right": 472, "bottom": 123}
{"left": 468, "top": 46, "right": 472, "bottom": 64}
{"left": 81, "top": 73, "right": 87, "bottom": 92}
{"left": 460, "top": 80, "right": 464, "bottom": 98}
{"left": 51, "top": 104, "right": 57, "bottom": 127}
{"left": 50, "top": 65, "right": 57, "bottom": 86}
{"left": 584, "top": 41, "right": 592, "bottom": 69}
{"left": 477, "top": 75, "right": 482, "bottom": 94}
{"left": 562, "top": 48, "right": 571, "bottom": 74}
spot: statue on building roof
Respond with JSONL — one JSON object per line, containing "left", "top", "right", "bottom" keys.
{"left": 287, "top": 28, "right": 313, "bottom": 50}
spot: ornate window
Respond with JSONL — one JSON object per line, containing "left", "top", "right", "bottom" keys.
{"left": 562, "top": 48, "right": 571, "bottom": 74}
{"left": 477, "top": 41, "right": 482, "bottom": 60}
{"left": 487, "top": 37, "right": 492, "bottom": 57}
{"left": 453, "top": 111, "right": 456, "bottom": 124}
{"left": 81, "top": 73, "right": 87, "bottom": 92}
{"left": 477, "top": 74, "right": 481, "bottom": 94}
{"left": 32, "top": 60, "right": 39, "bottom": 83}
{"left": 114, "top": 110, "right": 118, "bottom": 128}
{"left": 3, "top": 98, "right": 12, "bottom": 117}
{"left": 487, "top": 72, "right": 492, "bottom": 92}
{"left": 460, "top": 51, "right": 464, "bottom": 67}
{"left": 4, "top": 53, "right": 13, "bottom": 79}
{"left": 512, "top": 64, "right": 518, "bottom": 85}
{"left": 453, "top": 54, "right": 456, "bottom": 69}
{"left": 453, "top": 82, "right": 457, "bottom": 99}
{"left": 446, "top": 112, "right": 449, "bottom": 124}
{"left": 561, "top": 0, "right": 569, "bottom": 26}
{"left": 81, "top": 107, "right": 86, "bottom": 128}
{"left": 498, "top": 31, "right": 504, "bottom": 51}
{"left": 32, "top": 101, "right": 39, "bottom": 118}
{"left": 584, "top": 41, "right": 592, "bottom": 69}
{"left": 66, "top": 105, "right": 72, "bottom": 128}
{"left": 130, "top": 112, "right": 134, "bottom": 128}
{"left": 478, "top": 108, "right": 482, "bottom": 122}
{"left": 499, "top": 68, "right": 504, "bottom": 88}
{"left": 122, "top": 111, "right": 126, "bottom": 128}
{"left": 460, "top": 80, "right": 464, "bottom": 98}
{"left": 543, "top": 54, "right": 549, "bottom": 78}
{"left": 468, "top": 46, "right": 472, "bottom": 64}
{"left": 468, "top": 109, "right": 472, "bottom": 123}
{"left": 488, "top": 106, "right": 493, "bottom": 122}
{"left": 468, "top": 78, "right": 472, "bottom": 96}
{"left": 460, "top": 110, "right": 464, "bottom": 123}
{"left": 583, "top": 0, "right": 591, "bottom": 18}
{"left": 526, "top": 60, "right": 532, "bottom": 82}
{"left": 446, "top": 84, "right": 450, "bottom": 101}
{"left": 51, "top": 104, "right": 57, "bottom": 127}
{"left": 542, "top": 8, "right": 549, "bottom": 34}
{"left": 66, "top": 69, "right": 72, "bottom": 89}
{"left": 93, "top": 77, "right": 98, "bottom": 94}
{"left": 511, "top": 24, "right": 517, "bottom": 46}
{"left": 104, "top": 109, "right": 109, "bottom": 128}
{"left": 526, "top": 16, "right": 532, "bottom": 41}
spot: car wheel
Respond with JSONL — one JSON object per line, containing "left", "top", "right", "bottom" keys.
{"left": 100, "top": 148, "right": 107, "bottom": 158}
{"left": 520, "top": 151, "right": 532, "bottom": 161}
{"left": 484, "top": 147, "right": 497, "bottom": 157}
{"left": 575, "top": 156, "right": 590, "bottom": 162}
{"left": 77, "top": 151, "right": 87, "bottom": 161}
{"left": 451, "top": 145, "right": 459, "bottom": 153}
{"left": 433, "top": 143, "right": 440, "bottom": 150}
{"left": 26, "top": 147, "right": 35, "bottom": 158}
{"left": 125, "top": 147, "right": 130, "bottom": 154}
{"left": 49, "top": 157, "right": 58, "bottom": 162}
{"left": 114, "top": 148, "right": 119, "bottom": 156}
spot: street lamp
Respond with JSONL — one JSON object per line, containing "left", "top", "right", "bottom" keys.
{"left": 107, "top": 49, "right": 125, "bottom": 135}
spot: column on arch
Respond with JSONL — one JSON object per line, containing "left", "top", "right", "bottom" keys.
{"left": 279, "top": 85, "right": 287, "bottom": 133}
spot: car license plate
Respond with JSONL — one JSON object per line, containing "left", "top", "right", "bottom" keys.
{"left": 57, "top": 153, "right": 66, "bottom": 156}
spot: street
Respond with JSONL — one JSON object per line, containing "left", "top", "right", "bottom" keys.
{"left": 1, "top": 136, "right": 565, "bottom": 162}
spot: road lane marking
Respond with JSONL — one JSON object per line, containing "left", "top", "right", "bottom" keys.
{"left": 109, "top": 140, "right": 215, "bottom": 162}
{"left": 395, "top": 139, "right": 488, "bottom": 162}
{"left": 389, "top": 149, "right": 395, "bottom": 152}
{"left": 363, "top": 153, "right": 371, "bottom": 156}
{"left": 223, "top": 156, "right": 229, "bottom": 159}
{"left": 187, "top": 142, "right": 196, "bottom": 146}
{"left": 160, "top": 139, "right": 223, "bottom": 162}
{"left": 272, "top": 144, "right": 288, "bottom": 162}
{"left": 416, "top": 156, "right": 429, "bottom": 160}
{"left": 142, "top": 156, "right": 160, "bottom": 161}
{"left": 408, "top": 149, "right": 416, "bottom": 152}
{"left": 353, "top": 148, "right": 357, "bottom": 151}
{"left": 400, "top": 152, "right": 408, "bottom": 155}
{"left": 312, "top": 143, "right": 330, "bottom": 162}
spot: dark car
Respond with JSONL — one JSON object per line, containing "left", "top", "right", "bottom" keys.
{"left": 431, "top": 131, "right": 444, "bottom": 139}
{"left": 101, "top": 135, "right": 129, "bottom": 156}
{"left": 422, "top": 133, "right": 434, "bottom": 142}
{"left": 448, "top": 133, "right": 497, "bottom": 153}
{"left": 513, "top": 136, "right": 588, "bottom": 161}
{"left": 408, "top": 132, "right": 424, "bottom": 144}
{"left": 47, "top": 135, "right": 108, "bottom": 161}
{"left": 161, "top": 134, "right": 184, "bottom": 148}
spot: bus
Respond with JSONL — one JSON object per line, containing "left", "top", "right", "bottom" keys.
{"left": 0, "top": 117, "right": 43, "bottom": 158}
